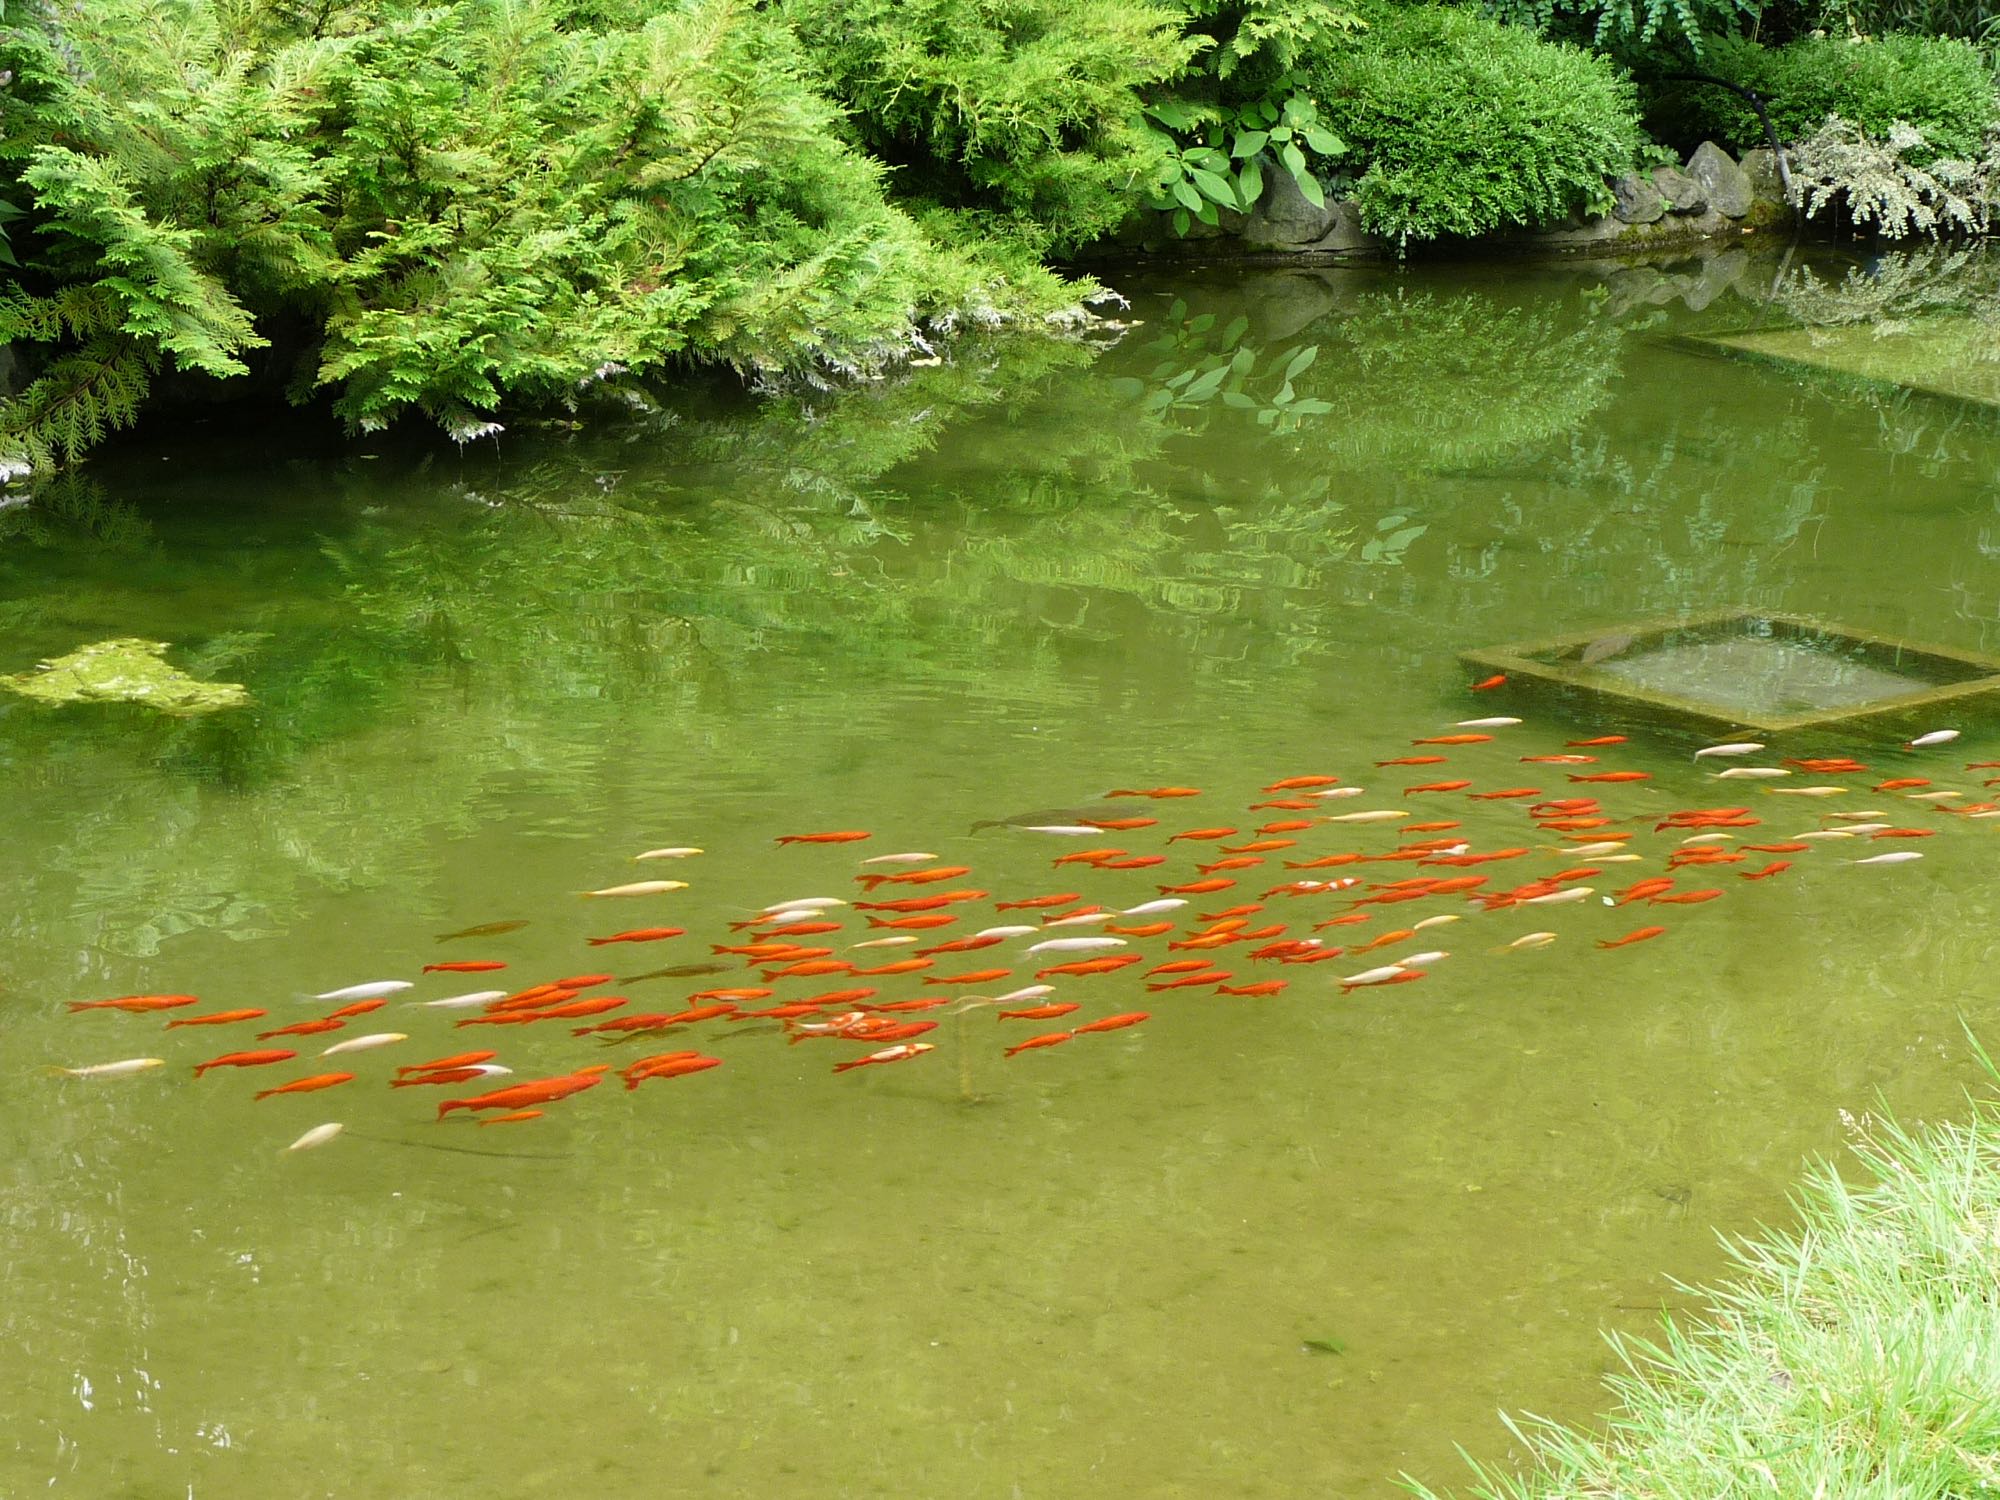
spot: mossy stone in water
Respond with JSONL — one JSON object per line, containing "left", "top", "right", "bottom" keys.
{"left": 1, "top": 638, "right": 249, "bottom": 715}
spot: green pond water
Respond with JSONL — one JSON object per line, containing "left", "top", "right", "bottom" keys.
{"left": 7, "top": 244, "right": 2000, "bottom": 1499}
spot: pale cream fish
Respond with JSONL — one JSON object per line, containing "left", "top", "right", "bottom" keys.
{"left": 1395, "top": 950, "right": 1450, "bottom": 968}
{"left": 1521, "top": 887, "right": 1594, "bottom": 906}
{"left": 851, "top": 936, "right": 919, "bottom": 949}
{"left": 761, "top": 910, "right": 825, "bottom": 926}
{"left": 1851, "top": 851, "right": 1924, "bottom": 866}
{"left": 1322, "top": 810, "right": 1409, "bottom": 825}
{"left": 1905, "top": 790, "right": 1963, "bottom": 802}
{"left": 1307, "top": 786, "right": 1365, "bottom": 799}
{"left": 49, "top": 1057, "right": 166, "bottom": 1079}
{"left": 634, "top": 847, "right": 703, "bottom": 861}
{"left": 1498, "top": 932, "right": 1557, "bottom": 952}
{"left": 1025, "top": 936, "right": 1127, "bottom": 955}
{"left": 581, "top": 880, "right": 687, "bottom": 898}
{"left": 859, "top": 852, "right": 939, "bottom": 865}
{"left": 1830, "top": 823, "right": 1891, "bottom": 835}
{"left": 1826, "top": 810, "right": 1887, "bottom": 821}
{"left": 1765, "top": 786, "right": 1845, "bottom": 798}
{"left": 1559, "top": 841, "right": 1629, "bottom": 857}
{"left": 1907, "top": 729, "right": 1960, "bottom": 748}
{"left": 1694, "top": 742, "right": 1766, "bottom": 759}
{"left": 973, "top": 925, "right": 1038, "bottom": 940}
{"left": 1454, "top": 717, "right": 1522, "bottom": 729}
{"left": 1340, "top": 965, "right": 1407, "bottom": 988}
{"left": 313, "top": 980, "right": 413, "bottom": 1003}
{"left": 1041, "top": 912, "right": 1115, "bottom": 929}
{"left": 1595, "top": 853, "right": 1644, "bottom": 864}
{"left": 1121, "top": 899, "right": 1187, "bottom": 916}
{"left": 1714, "top": 767, "right": 1789, "bottom": 780}
{"left": 320, "top": 1032, "right": 409, "bottom": 1057}
{"left": 465, "top": 1064, "right": 513, "bottom": 1076}
{"left": 1412, "top": 914, "right": 1460, "bottom": 932}
{"left": 761, "top": 897, "right": 846, "bottom": 912}
{"left": 991, "top": 985, "right": 1056, "bottom": 1005}
{"left": 415, "top": 989, "right": 509, "bottom": 1010}
{"left": 1791, "top": 829, "right": 1855, "bottom": 841}
{"left": 1679, "top": 832, "right": 1734, "bottom": 845}
{"left": 1021, "top": 825, "right": 1107, "bottom": 836}
{"left": 284, "top": 1123, "right": 344, "bottom": 1153}
{"left": 1969, "top": 809, "right": 2000, "bottom": 820}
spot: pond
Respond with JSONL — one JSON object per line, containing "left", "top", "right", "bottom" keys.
{"left": 6, "top": 242, "right": 2000, "bottom": 1498}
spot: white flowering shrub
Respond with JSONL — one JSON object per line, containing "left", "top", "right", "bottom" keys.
{"left": 1789, "top": 115, "right": 1995, "bottom": 238}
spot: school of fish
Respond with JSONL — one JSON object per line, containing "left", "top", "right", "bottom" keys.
{"left": 46, "top": 689, "right": 1989, "bottom": 1152}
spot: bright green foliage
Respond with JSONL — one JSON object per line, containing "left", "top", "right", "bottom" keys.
{"left": 1310, "top": 7, "right": 1646, "bottom": 244}
{"left": 0, "top": 0, "right": 1090, "bottom": 472}
{"left": 1410, "top": 1042, "right": 2000, "bottom": 1499}
{"left": 1483, "top": 0, "right": 1760, "bottom": 58}
{"left": 779, "top": 0, "right": 1199, "bottom": 254}
{"left": 1649, "top": 33, "right": 1997, "bottom": 162}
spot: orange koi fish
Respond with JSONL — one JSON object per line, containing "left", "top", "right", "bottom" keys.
{"left": 851, "top": 1021, "right": 939, "bottom": 1044}
{"left": 1871, "top": 828, "right": 1936, "bottom": 839}
{"left": 1263, "top": 775, "right": 1341, "bottom": 791}
{"left": 855, "top": 893, "right": 971, "bottom": 912}
{"left": 1873, "top": 778, "right": 1931, "bottom": 792}
{"left": 1411, "top": 734, "right": 1493, "bottom": 746}
{"left": 258, "top": 1017, "right": 345, "bottom": 1040}
{"left": 1403, "top": 821, "right": 1462, "bottom": 833}
{"left": 1744, "top": 842, "right": 1810, "bottom": 853}
{"left": 868, "top": 866, "right": 974, "bottom": 886}
{"left": 1053, "top": 849, "right": 1127, "bottom": 867}
{"left": 422, "top": 960, "right": 508, "bottom": 974}
{"left": 165, "top": 1008, "right": 266, "bottom": 1028}
{"left": 1003, "top": 1032, "right": 1074, "bottom": 1058}
{"left": 1148, "top": 958, "right": 1216, "bottom": 975}
{"left": 1788, "top": 759, "right": 1869, "bottom": 773}
{"left": 755, "top": 920, "right": 843, "bottom": 938}
{"left": 1257, "top": 820, "right": 1316, "bottom": 834}
{"left": 1158, "top": 878, "right": 1236, "bottom": 894}
{"left": 1036, "top": 956, "right": 1143, "bottom": 979}
{"left": 1521, "top": 754, "right": 1596, "bottom": 764}
{"left": 995, "top": 893, "right": 1082, "bottom": 911}
{"left": 1568, "top": 771, "right": 1650, "bottom": 784}
{"left": 833, "top": 1042, "right": 937, "bottom": 1073}
{"left": 1146, "top": 970, "right": 1232, "bottom": 991}
{"left": 479, "top": 1110, "right": 545, "bottom": 1126}
{"left": 917, "top": 935, "right": 1005, "bottom": 957}
{"left": 866, "top": 914, "right": 958, "bottom": 930}
{"left": 1074, "top": 1012, "right": 1150, "bottom": 1034}
{"left": 1199, "top": 903, "right": 1263, "bottom": 919}
{"left": 1566, "top": 736, "right": 1628, "bottom": 747}
{"left": 761, "top": 960, "right": 856, "bottom": 980}
{"left": 1198, "top": 857, "right": 1265, "bottom": 874}
{"left": 687, "top": 987, "right": 772, "bottom": 1003}
{"left": 437, "top": 1065, "right": 610, "bottom": 1119}
{"left": 1598, "top": 927, "right": 1666, "bottom": 949}
{"left": 326, "top": 998, "right": 389, "bottom": 1019}
{"left": 1378, "top": 756, "right": 1448, "bottom": 767}
{"left": 625, "top": 1056, "right": 722, "bottom": 1090}
{"left": 1404, "top": 781, "right": 1473, "bottom": 796}
{"left": 194, "top": 1049, "right": 296, "bottom": 1077}
{"left": 1739, "top": 862, "right": 1792, "bottom": 880}
{"left": 851, "top": 959, "right": 932, "bottom": 977}
{"left": 1169, "top": 827, "right": 1239, "bottom": 842}
{"left": 1650, "top": 889, "right": 1722, "bottom": 905}
{"left": 922, "top": 968, "right": 1013, "bottom": 986}
{"left": 586, "top": 928, "right": 685, "bottom": 946}
{"left": 1224, "top": 840, "right": 1295, "bottom": 854}
{"left": 1354, "top": 928, "right": 1417, "bottom": 953}
{"left": 860, "top": 998, "right": 953, "bottom": 1013}
{"left": 1470, "top": 674, "right": 1507, "bottom": 690}
{"left": 391, "top": 1067, "right": 491, "bottom": 1087}
{"left": 553, "top": 974, "right": 614, "bottom": 989}
{"left": 776, "top": 831, "right": 872, "bottom": 845}
{"left": 1100, "top": 855, "right": 1168, "bottom": 870}
{"left": 1215, "top": 981, "right": 1288, "bottom": 997}
{"left": 1469, "top": 788, "right": 1542, "bottom": 801}
{"left": 1284, "top": 854, "right": 1364, "bottom": 869}
{"left": 999, "top": 1003, "right": 1081, "bottom": 1021}
{"left": 1340, "top": 970, "right": 1425, "bottom": 994}
{"left": 1106, "top": 787, "right": 1201, "bottom": 799}
{"left": 65, "top": 994, "right": 199, "bottom": 1014}
{"left": 398, "top": 1051, "right": 498, "bottom": 1075}
{"left": 1104, "top": 921, "right": 1174, "bottom": 937}
{"left": 1248, "top": 798, "right": 1316, "bottom": 811}
{"left": 1085, "top": 817, "right": 1160, "bottom": 831}
{"left": 797, "top": 989, "right": 879, "bottom": 1007}
{"left": 255, "top": 1072, "right": 356, "bottom": 1101}
{"left": 1613, "top": 877, "right": 1675, "bottom": 905}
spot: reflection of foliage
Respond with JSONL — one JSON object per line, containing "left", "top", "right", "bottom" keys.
{"left": 1767, "top": 244, "right": 2000, "bottom": 331}
{"left": 1112, "top": 300, "right": 1333, "bottom": 430}
{"left": 0, "top": 473, "right": 147, "bottom": 549}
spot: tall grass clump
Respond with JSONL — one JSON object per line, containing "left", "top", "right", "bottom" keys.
{"left": 1409, "top": 1042, "right": 2000, "bottom": 1498}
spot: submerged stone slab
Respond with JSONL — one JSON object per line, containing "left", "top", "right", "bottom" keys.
{"left": 1460, "top": 612, "right": 2000, "bottom": 737}
{"left": 2, "top": 638, "right": 250, "bottom": 715}
{"left": 1689, "top": 315, "right": 2000, "bottom": 410}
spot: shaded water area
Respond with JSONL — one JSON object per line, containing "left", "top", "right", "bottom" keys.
{"left": 8, "top": 243, "right": 2000, "bottom": 1497}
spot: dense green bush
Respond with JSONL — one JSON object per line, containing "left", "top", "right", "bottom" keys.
{"left": 0, "top": 0, "right": 1090, "bottom": 475}
{"left": 1309, "top": 7, "right": 1647, "bottom": 244}
{"left": 1649, "top": 33, "right": 1997, "bottom": 161}
{"left": 779, "top": 0, "right": 1197, "bottom": 254}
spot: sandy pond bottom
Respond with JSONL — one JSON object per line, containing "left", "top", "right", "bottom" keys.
{"left": 5, "top": 251, "right": 2000, "bottom": 1497}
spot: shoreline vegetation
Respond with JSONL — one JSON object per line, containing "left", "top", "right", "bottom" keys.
{"left": 1411, "top": 1035, "right": 2000, "bottom": 1499}
{"left": 5, "top": 0, "right": 2000, "bottom": 475}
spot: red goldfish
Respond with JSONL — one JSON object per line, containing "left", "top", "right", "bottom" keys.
{"left": 1002, "top": 1032, "right": 1073, "bottom": 1058}
{"left": 166, "top": 1008, "right": 266, "bottom": 1028}
{"left": 437, "top": 1065, "right": 610, "bottom": 1119}
{"left": 832, "top": 1042, "right": 937, "bottom": 1073}
{"left": 66, "top": 994, "right": 198, "bottom": 1014}
{"left": 586, "top": 928, "right": 685, "bottom": 946}
{"left": 1074, "top": 1012, "right": 1149, "bottom": 1034}
{"left": 1598, "top": 927, "right": 1666, "bottom": 949}
{"left": 776, "top": 831, "right": 872, "bottom": 844}
{"left": 422, "top": 961, "right": 508, "bottom": 973}
{"left": 255, "top": 1072, "right": 356, "bottom": 1101}
{"left": 194, "top": 1050, "right": 296, "bottom": 1077}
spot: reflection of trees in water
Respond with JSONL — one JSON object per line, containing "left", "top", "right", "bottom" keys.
{"left": 1770, "top": 244, "right": 2000, "bottom": 332}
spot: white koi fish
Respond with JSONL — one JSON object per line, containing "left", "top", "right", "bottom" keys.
{"left": 1521, "top": 887, "right": 1594, "bottom": 905}
{"left": 1041, "top": 912, "right": 1114, "bottom": 929}
{"left": 320, "top": 1032, "right": 408, "bottom": 1057}
{"left": 1308, "top": 787, "right": 1365, "bottom": 799}
{"left": 1851, "top": 851, "right": 1923, "bottom": 866}
{"left": 1714, "top": 767, "right": 1789, "bottom": 779}
{"left": 1412, "top": 914, "right": 1460, "bottom": 931}
{"left": 973, "top": 925, "right": 1038, "bottom": 940}
{"left": 285, "top": 1123, "right": 345, "bottom": 1153}
{"left": 990, "top": 985, "right": 1056, "bottom": 1005}
{"left": 1496, "top": 932, "right": 1557, "bottom": 952}
{"left": 1455, "top": 717, "right": 1522, "bottom": 728}
{"left": 1907, "top": 730, "right": 1959, "bottom": 748}
{"left": 1321, "top": 810, "right": 1408, "bottom": 824}
{"left": 1339, "top": 965, "right": 1407, "bottom": 988}
{"left": 1396, "top": 950, "right": 1449, "bottom": 968}
{"left": 859, "top": 852, "right": 939, "bottom": 865}
{"left": 1120, "top": 899, "right": 1187, "bottom": 916}
{"left": 312, "top": 981, "right": 413, "bottom": 1003}
{"left": 48, "top": 1057, "right": 165, "bottom": 1079}
{"left": 582, "top": 881, "right": 687, "bottom": 898}
{"left": 415, "top": 990, "right": 509, "bottom": 1009}
{"left": 634, "top": 847, "right": 703, "bottom": 861}
{"left": 1695, "top": 742, "right": 1766, "bottom": 759}
{"left": 1020, "top": 825, "right": 1106, "bottom": 836}
{"left": 851, "top": 935, "right": 918, "bottom": 949}
{"left": 761, "top": 897, "right": 846, "bottom": 912}
{"left": 1025, "top": 936, "right": 1126, "bottom": 955}
{"left": 1791, "top": 829, "right": 1855, "bottom": 841}
{"left": 1765, "top": 786, "right": 1845, "bottom": 798}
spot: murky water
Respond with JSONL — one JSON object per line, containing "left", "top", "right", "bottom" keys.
{"left": 7, "top": 245, "right": 2000, "bottom": 1498}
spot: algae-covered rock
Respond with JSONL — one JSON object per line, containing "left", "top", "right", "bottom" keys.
{"left": 2, "top": 638, "right": 249, "bottom": 715}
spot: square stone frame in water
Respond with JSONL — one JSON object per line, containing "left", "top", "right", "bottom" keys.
{"left": 1460, "top": 610, "right": 2000, "bottom": 738}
